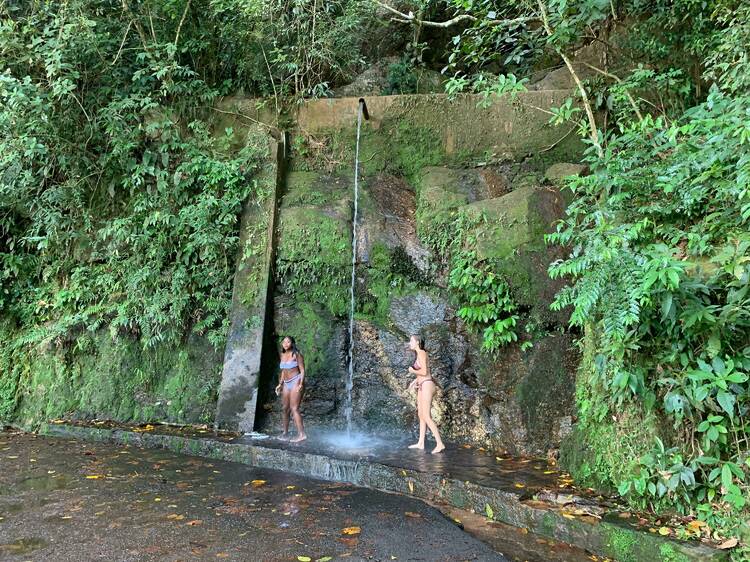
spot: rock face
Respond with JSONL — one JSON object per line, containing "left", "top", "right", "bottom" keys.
{"left": 256, "top": 159, "right": 581, "bottom": 456}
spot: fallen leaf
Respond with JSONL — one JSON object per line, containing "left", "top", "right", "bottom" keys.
{"left": 85, "top": 475, "right": 104, "bottom": 479}
{"left": 317, "top": 557, "right": 333, "bottom": 562}
{"left": 341, "top": 526, "right": 361, "bottom": 535}
{"left": 216, "top": 553, "right": 229, "bottom": 558}
{"left": 250, "top": 479, "right": 266, "bottom": 487}
{"left": 658, "top": 527, "right": 670, "bottom": 536}
{"left": 297, "top": 557, "right": 311, "bottom": 562}
{"left": 286, "top": 485, "right": 296, "bottom": 490}
{"left": 407, "top": 481, "right": 414, "bottom": 493}
{"left": 543, "top": 470, "right": 555, "bottom": 474}
{"left": 167, "top": 514, "right": 185, "bottom": 521}
{"left": 404, "top": 512, "right": 422, "bottom": 518}
{"left": 514, "top": 483, "right": 525, "bottom": 488}
{"left": 718, "top": 538, "right": 738, "bottom": 549}
{"left": 485, "top": 504, "right": 494, "bottom": 519}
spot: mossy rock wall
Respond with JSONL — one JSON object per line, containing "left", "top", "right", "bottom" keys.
{"left": 8, "top": 329, "right": 222, "bottom": 429}
{"left": 222, "top": 92, "right": 585, "bottom": 452}
{"left": 257, "top": 160, "right": 581, "bottom": 454}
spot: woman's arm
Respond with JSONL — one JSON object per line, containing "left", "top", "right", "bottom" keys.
{"left": 296, "top": 353, "right": 305, "bottom": 387}
{"left": 275, "top": 354, "right": 283, "bottom": 392}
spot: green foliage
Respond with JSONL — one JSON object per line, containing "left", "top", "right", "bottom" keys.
{"left": 217, "top": 0, "right": 374, "bottom": 99}
{"left": 549, "top": 89, "right": 750, "bottom": 519}
{"left": 449, "top": 250, "right": 518, "bottom": 352}
{"left": 0, "top": 0, "right": 278, "bottom": 423}
{"left": 384, "top": 59, "right": 419, "bottom": 95}
{"left": 419, "top": 205, "right": 519, "bottom": 353}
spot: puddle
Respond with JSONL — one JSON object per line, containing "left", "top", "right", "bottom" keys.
{"left": 17, "top": 473, "right": 73, "bottom": 492}
{"left": 0, "top": 537, "right": 47, "bottom": 556}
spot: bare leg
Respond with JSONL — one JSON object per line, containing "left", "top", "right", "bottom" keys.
{"left": 420, "top": 381, "right": 445, "bottom": 454}
{"left": 289, "top": 384, "right": 306, "bottom": 443}
{"left": 280, "top": 387, "right": 291, "bottom": 439}
{"left": 408, "top": 390, "right": 426, "bottom": 449}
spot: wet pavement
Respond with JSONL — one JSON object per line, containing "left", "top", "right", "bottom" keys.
{"left": 234, "top": 432, "right": 565, "bottom": 495}
{"left": 51, "top": 421, "right": 572, "bottom": 495}
{"left": 0, "top": 429, "right": 608, "bottom": 562}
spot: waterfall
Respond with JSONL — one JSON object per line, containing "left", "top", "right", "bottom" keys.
{"left": 344, "top": 100, "right": 365, "bottom": 436}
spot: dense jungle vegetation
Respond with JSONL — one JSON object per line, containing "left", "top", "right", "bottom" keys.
{"left": 1, "top": 0, "right": 749, "bottom": 554}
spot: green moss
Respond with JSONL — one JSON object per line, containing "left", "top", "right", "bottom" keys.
{"left": 540, "top": 512, "right": 557, "bottom": 537}
{"left": 276, "top": 205, "right": 351, "bottom": 317}
{"left": 357, "top": 243, "right": 428, "bottom": 326}
{"left": 290, "top": 119, "right": 449, "bottom": 183}
{"left": 607, "top": 527, "right": 638, "bottom": 562}
{"left": 659, "top": 543, "right": 691, "bottom": 562}
{"left": 282, "top": 171, "right": 345, "bottom": 207}
{"left": 10, "top": 329, "right": 222, "bottom": 429}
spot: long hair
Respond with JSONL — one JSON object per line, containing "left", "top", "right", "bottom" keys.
{"left": 281, "top": 335, "right": 299, "bottom": 357}
{"left": 411, "top": 334, "right": 425, "bottom": 351}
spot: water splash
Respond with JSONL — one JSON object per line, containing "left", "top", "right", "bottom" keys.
{"left": 319, "top": 430, "right": 383, "bottom": 453}
{"left": 344, "top": 100, "right": 365, "bottom": 436}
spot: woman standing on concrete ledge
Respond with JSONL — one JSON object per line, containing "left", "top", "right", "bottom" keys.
{"left": 276, "top": 336, "right": 307, "bottom": 443}
{"left": 407, "top": 334, "right": 445, "bottom": 454}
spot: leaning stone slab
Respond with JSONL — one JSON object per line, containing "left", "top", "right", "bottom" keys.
{"left": 38, "top": 423, "right": 727, "bottom": 562}
{"left": 215, "top": 135, "right": 283, "bottom": 432}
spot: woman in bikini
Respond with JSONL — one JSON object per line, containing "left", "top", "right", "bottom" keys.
{"left": 275, "top": 336, "right": 307, "bottom": 443}
{"left": 406, "top": 335, "right": 445, "bottom": 454}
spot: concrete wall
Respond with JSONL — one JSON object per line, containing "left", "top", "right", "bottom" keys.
{"left": 219, "top": 91, "right": 583, "bottom": 162}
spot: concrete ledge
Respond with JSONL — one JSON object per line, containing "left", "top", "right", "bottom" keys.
{"left": 218, "top": 91, "right": 584, "bottom": 162}
{"left": 38, "top": 423, "right": 726, "bottom": 562}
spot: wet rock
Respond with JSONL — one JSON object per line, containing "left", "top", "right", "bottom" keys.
{"left": 332, "top": 57, "right": 445, "bottom": 97}
{"left": 389, "top": 292, "right": 448, "bottom": 335}
{"left": 544, "top": 162, "right": 587, "bottom": 185}
{"left": 359, "top": 173, "right": 429, "bottom": 270}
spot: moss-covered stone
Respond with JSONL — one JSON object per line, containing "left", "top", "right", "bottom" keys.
{"left": 275, "top": 172, "right": 352, "bottom": 317}
{"left": 11, "top": 330, "right": 222, "bottom": 429}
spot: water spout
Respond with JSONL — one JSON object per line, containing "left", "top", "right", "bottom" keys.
{"left": 344, "top": 99, "right": 367, "bottom": 436}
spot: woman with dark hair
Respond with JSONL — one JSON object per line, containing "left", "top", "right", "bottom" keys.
{"left": 406, "top": 334, "right": 445, "bottom": 454}
{"left": 275, "top": 336, "right": 307, "bottom": 442}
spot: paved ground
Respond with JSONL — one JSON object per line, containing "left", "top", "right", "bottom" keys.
{"left": 0, "top": 430, "right": 506, "bottom": 562}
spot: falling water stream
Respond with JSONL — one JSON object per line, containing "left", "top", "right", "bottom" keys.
{"left": 344, "top": 100, "right": 365, "bottom": 437}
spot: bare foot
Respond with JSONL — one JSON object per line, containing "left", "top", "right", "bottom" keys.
{"left": 290, "top": 434, "right": 307, "bottom": 443}
{"left": 279, "top": 433, "right": 289, "bottom": 441}
{"left": 408, "top": 443, "right": 424, "bottom": 450}
{"left": 431, "top": 444, "right": 445, "bottom": 454}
